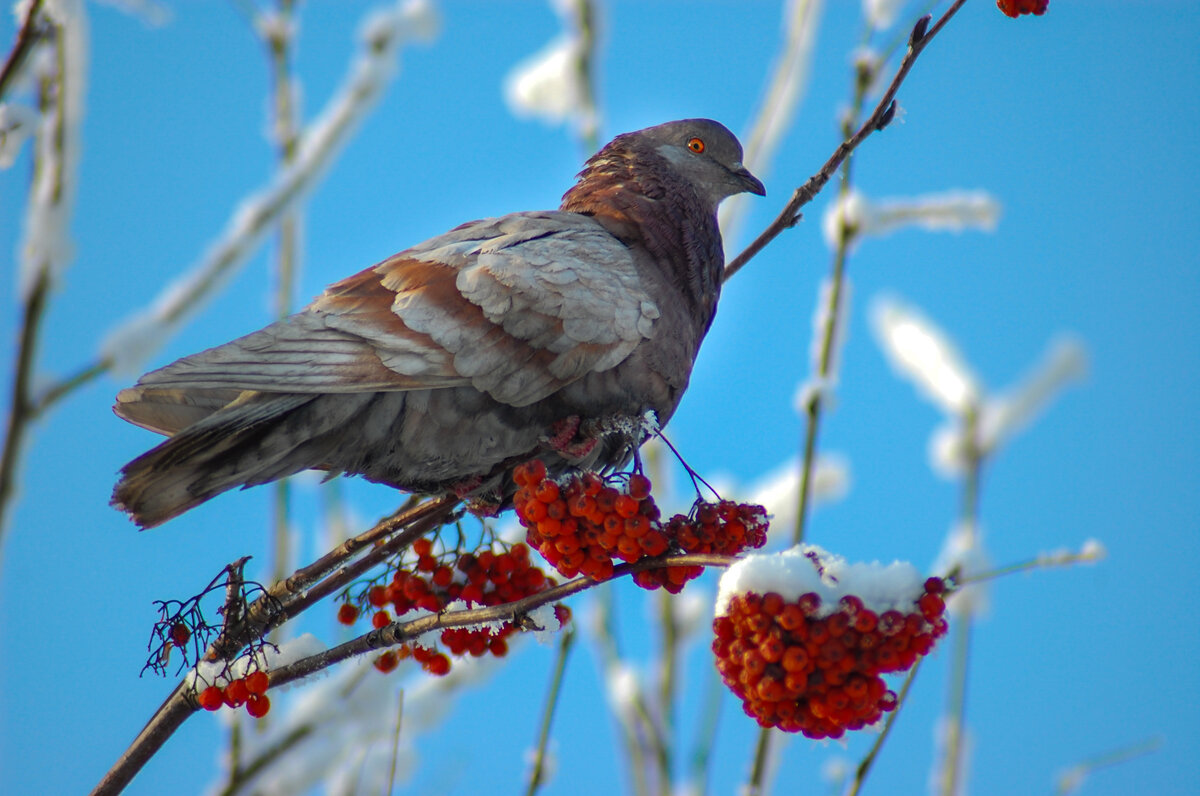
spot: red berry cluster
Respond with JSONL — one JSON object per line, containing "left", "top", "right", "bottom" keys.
{"left": 337, "top": 538, "right": 564, "bottom": 677}
{"left": 196, "top": 669, "right": 271, "bottom": 718}
{"left": 514, "top": 460, "right": 665, "bottom": 581}
{"left": 513, "top": 460, "right": 770, "bottom": 592}
{"left": 997, "top": 0, "right": 1048, "bottom": 17}
{"left": 635, "top": 501, "right": 769, "bottom": 593}
{"left": 713, "top": 578, "right": 948, "bottom": 739}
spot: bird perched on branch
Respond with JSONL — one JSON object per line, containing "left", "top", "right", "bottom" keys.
{"left": 112, "top": 119, "right": 765, "bottom": 528}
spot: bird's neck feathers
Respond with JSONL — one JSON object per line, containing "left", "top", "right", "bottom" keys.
{"left": 561, "top": 141, "right": 724, "bottom": 325}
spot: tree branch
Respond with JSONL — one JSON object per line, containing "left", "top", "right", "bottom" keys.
{"left": 0, "top": 0, "right": 45, "bottom": 102}
{"left": 722, "top": 3, "right": 966, "bottom": 282}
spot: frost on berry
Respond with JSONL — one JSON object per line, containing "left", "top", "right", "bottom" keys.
{"left": 513, "top": 461, "right": 770, "bottom": 593}
{"left": 713, "top": 545, "right": 949, "bottom": 738}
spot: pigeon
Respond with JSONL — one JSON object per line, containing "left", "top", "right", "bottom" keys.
{"left": 112, "top": 119, "right": 765, "bottom": 528}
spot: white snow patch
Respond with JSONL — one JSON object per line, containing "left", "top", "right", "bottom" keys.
{"left": 604, "top": 662, "right": 641, "bottom": 720}
{"left": 744, "top": 455, "right": 851, "bottom": 547}
{"left": 825, "top": 189, "right": 1000, "bottom": 250}
{"left": 863, "top": 0, "right": 904, "bottom": 30}
{"left": 504, "top": 0, "right": 595, "bottom": 137}
{"left": 872, "top": 295, "right": 980, "bottom": 415}
{"left": 0, "top": 103, "right": 38, "bottom": 168}
{"left": 716, "top": 544, "right": 925, "bottom": 618}
{"left": 1078, "top": 538, "right": 1106, "bottom": 562}
{"left": 529, "top": 602, "right": 565, "bottom": 643}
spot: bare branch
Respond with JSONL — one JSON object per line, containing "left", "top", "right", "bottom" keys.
{"left": 723, "top": 2, "right": 967, "bottom": 282}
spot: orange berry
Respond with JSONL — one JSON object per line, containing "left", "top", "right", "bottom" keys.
{"left": 246, "top": 693, "right": 271, "bottom": 718}
{"left": 426, "top": 653, "right": 452, "bottom": 676}
{"left": 245, "top": 670, "right": 269, "bottom": 695}
{"left": 224, "top": 679, "right": 249, "bottom": 707}
{"left": 198, "top": 685, "right": 224, "bottom": 711}
{"left": 627, "top": 474, "right": 652, "bottom": 500}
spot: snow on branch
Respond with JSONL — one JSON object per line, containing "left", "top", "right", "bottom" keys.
{"left": 18, "top": 0, "right": 87, "bottom": 302}
{"left": 100, "top": 0, "right": 439, "bottom": 375}
{"left": 871, "top": 295, "right": 981, "bottom": 415}
{"left": 720, "top": 0, "right": 823, "bottom": 245}
{"left": 504, "top": 0, "right": 598, "bottom": 143}
{"left": 930, "top": 335, "right": 1087, "bottom": 477}
{"left": 823, "top": 188, "right": 1000, "bottom": 250}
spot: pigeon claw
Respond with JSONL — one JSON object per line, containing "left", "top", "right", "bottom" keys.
{"left": 546, "top": 415, "right": 599, "bottom": 461}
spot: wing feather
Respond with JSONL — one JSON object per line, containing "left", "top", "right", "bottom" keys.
{"left": 116, "top": 211, "right": 660, "bottom": 433}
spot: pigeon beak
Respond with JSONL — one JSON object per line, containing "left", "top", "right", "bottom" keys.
{"left": 733, "top": 164, "right": 766, "bottom": 196}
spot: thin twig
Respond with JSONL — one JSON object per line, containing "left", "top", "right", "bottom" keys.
{"left": 656, "top": 590, "right": 678, "bottom": 783}
{"left": 214, "top": 724, "right": 314, "bottom": 796}
{"left": 0, "top": 269, "right": 50, "bottom": 543}
{"left": 0, "top": 0, "right": 46, "bottom": 102}
{"left": 595, "top": 584, "right": 649, "bottom": 796}
{"left": 30, "top": 358, "right": 108, "bottom": 415}
{"left": 265, "top": 0, "right": 301, "bottom": 599}
{"left": 687, "top": 669, "right": 725, "bottom": 796}
{"left": 89, "top": 498, "right": 450, "bottom": 796}
{"left": 740, "top": 8, "right": 965, "bottom": 793}
{"left": 723, "top": 3, "right": 966, "bottom": 282}
{"left": 0, "top": 20, "right": 66, "bottom": 547}
{"left": 746, "top": 23, "right": 879, "bottom": 796}
{"left": 1054, "top": 736, "right": 1164, "bottom": 795}
{"left": 938, "top": 406, "right": 982, "bottom": 796}
{"left": 386, "top": 688, "right": 405, "bottom": 796}
{"left": 266, "top": 552, "right": 736, "bottom": 690}
{"left": 526, "top": 627, "right": 575, "bottom": 796}
{"left": 847, "top": 659, "right": 924, "bottom": 796}
{"left": 569, "top": 0, "right": 599, "bottom": 154}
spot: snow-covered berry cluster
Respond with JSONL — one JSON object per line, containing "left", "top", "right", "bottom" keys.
{"left": 336, "top": 537, "right": 566, "bottom": 677}
{"left": 196, "top": 670, "right": 271, "bottom": 718}
{"left": 513, "top": 460, "right": 769, "bottom": 592}
{"left": 713, "top": 545, "right": 949, "bottom": 739}
{"left": 997, "top": 0, "right": 1048, "bottom": 17}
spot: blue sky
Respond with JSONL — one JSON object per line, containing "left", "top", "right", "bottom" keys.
{"left": 1, "top": 1, "right": 1198, "bottom": 794}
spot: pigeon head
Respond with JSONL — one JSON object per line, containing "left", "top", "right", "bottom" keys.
{"left": 561, "top": 119, "right": 764, "bottom": 238}
{"left": 633, "top": 118, "right": 766, "bottom": 207}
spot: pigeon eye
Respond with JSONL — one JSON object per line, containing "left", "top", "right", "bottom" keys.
{"left": 687, "top": 137, "right": 705, "bottom": 154}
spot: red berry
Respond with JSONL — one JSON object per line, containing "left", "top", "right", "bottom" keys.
{"left": 197, "top": 685, "right": 224, "bottom": 711}
{"left": 170, "top": 622, "right": 190, "bottom": 647}
{"left": 367, "top": 585, "right": 389, "bottom": 607}
{"left": 627, "top": 474, "right": 652, "bottom": 501}
{"left": 224, "top": 679, "right": 249, "bottom": 707}
{"left": 374, "top": 651, "right": 399, "bottom": 673}
{"left": 245, "top": 694, "right": 271, "bottom": 718}
{"left": 426, "top": 653, "right": 452, "bottom": 676}
{"left": 337, "top": 603, "right": 359, "bottom": 626}
{"left": 918, "top": 593, "right": 946, "bottom": 621}
{"left": 245, "top": 670, "right": 269, "bottom": 695}
{"left": 371, "top": 610, "right": 392, "bottom": 629}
